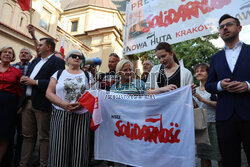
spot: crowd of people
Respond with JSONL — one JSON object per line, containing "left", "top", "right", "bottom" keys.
{"left": 0, "top": 14, "right": 249, "bottom": 167}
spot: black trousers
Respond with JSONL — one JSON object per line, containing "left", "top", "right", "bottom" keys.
{"left": 216, "top": 112, "right": 250, "bottom": 167}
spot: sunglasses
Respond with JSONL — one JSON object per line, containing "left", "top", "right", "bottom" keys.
{"left": 70, "top": 54, "right": 84, "bottom": 60}
{"left": 219, "top": 21, "right": 235, "bottom": 30}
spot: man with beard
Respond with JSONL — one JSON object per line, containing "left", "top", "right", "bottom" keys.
{"left": 99, "top": 53, "right": 120, "bottom": 91}
{"left": 89, "top": 53, "right": 119, "bottom": 167}
{"left": 205, "top": 14, "right": 250, "bottom": 167}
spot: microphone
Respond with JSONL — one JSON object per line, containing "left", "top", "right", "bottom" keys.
{"left": 85, "top": 58, "right": 102, "bottom": 65}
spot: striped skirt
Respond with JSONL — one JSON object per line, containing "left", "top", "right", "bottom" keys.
{"left": 48, "top": 107, "right": 91, "bottom": 167}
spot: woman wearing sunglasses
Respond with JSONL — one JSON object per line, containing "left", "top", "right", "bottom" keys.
{"left": 46, "top": 49, "right": 94, "bottom": 167}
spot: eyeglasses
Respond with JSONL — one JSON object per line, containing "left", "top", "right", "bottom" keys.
{"left": 70, "top": 54, "right": 84, "bottom": 60}
{"left": 219, "top": 21, "right": 235, "bottom": 30}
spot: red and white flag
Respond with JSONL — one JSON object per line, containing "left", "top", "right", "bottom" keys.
{"left": 78, "top": 90, "right": 102, "bottom": 130}
{"left": 17, "top": 0, "right": 30, "bottom": 11}
{"left": 60, "top": 35, "right": 65, "bottom": 59}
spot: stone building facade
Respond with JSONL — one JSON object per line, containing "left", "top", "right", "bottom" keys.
{"left": 0, "top": 0, "right": 126, "bottom": 72}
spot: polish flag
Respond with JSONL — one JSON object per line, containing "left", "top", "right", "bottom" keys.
{"left": 78, "top": 90, "right": 102, "bottom": 130}
{"left": 60, "top": 35, "right": 65, "bottom": 59}
{"left": 17, "top": 0, "right": 30, "bottom": 11}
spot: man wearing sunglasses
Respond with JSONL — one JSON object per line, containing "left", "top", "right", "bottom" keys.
{"left": 206, "top": 14, "right": 250, "bottom": 167}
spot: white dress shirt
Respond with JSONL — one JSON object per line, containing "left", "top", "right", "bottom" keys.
{"left": 217, "top": 42, "right": 250, "bottom": 91}
{"left": 26, "top": 54, "right": 53, "bottom": 96}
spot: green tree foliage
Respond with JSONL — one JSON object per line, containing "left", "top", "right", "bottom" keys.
{"left": 135, "top": 33, "right": 221, "bottom": 74}
{"left": 172, "top": 33, "right": 221, "bottom": 73}
{"left": 132, "top": 50, "right": 159, "bottom": 65}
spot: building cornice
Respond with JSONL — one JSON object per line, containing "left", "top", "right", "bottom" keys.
{"left": 40, "top": 0, "right": 63, "bottom": 13}
{"left": 35, "top": 26, "right": 58, "bottom": 42}
{"left": 61, "top": 5, "right": 125, "bottom": 23}
{"left": 75, "top": 26, "right": 123, "bottom": 47}
{"left": 0, "top": 21, "right": 34, "bottom": 46}
{"left": 75, "top": 26, "right": 122, "bottom": 38}
{"left": 57, "top": 26, "right": 92, "bottom": 51}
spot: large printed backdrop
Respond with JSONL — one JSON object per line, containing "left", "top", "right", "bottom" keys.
{"left": 124, "top": 0, "right": 250, "bottom": 55}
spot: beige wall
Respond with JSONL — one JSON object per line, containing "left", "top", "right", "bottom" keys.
{"left": 0, "top": 0, "right": 124, "bottom": 72}
{"left": 0, "top": 0, "right": 31, "bottom": 37}
{"left": 61, "top": 6, "right": 124, "bottom": 35}
{"left": 0, "top": 0, "right": 90, "bottom": 63}
{"left": 80, "top": 28, "right": 123, "bottom": 72}
{"left": 61, "top": 6, "right": 124, "bottom": 72}
{"left": 0, "top": 27, "right": 36, "bottom": 59}
{"left": 56, "top": 29, "right": 90, "bottom": 57}
{"left": 60, "top": 10, "right": 87, "bottom": 34}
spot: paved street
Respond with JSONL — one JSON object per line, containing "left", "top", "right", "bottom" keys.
{"left": 16, "top": 141, "right": 249, "bottom": 167}
{"left": 89, "top": 152, "right": 248, "bottom": 167}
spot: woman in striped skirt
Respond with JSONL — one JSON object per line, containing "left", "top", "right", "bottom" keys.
{"left": 46, "top": 49, "right": 94, "bottom": 167}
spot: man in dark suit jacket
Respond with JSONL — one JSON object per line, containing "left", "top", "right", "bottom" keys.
{"left": 19, "top": 38, "right": 65, "bottom": 167}
{"left": 205, "top": 14, "right": 250, "bottom": 167}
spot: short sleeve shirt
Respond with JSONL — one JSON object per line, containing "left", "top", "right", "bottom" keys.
{"left": 51, "top": 70, "right": 90, "bottom": 114}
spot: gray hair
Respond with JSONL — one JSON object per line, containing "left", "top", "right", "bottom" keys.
{"left": 65, "top": 49, "right": 82, "bottom": 60}
{"left": 116, "top": 59, "right": 134, "bottom": 74}
{"left": 143, "top": 60, "right": 153, "bottom": 67}
{"left": 20, "top": 47, "right": 32, "bottom": 56}
{"left": 65, "top": 49, "right": 85, "bottom": 67}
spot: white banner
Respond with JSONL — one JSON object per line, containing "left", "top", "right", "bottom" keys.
{"left": 90, "top": 86, "right": 195, "bottom": 167}
{"left": 123, "top": 0, "right": 250, "bottom": 55}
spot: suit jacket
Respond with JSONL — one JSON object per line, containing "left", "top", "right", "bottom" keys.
{"left": 19, "top": 55, "right": 65, "bottom": 112}
{"left": 205, "top": 43, "right": 250, "bottom": 121}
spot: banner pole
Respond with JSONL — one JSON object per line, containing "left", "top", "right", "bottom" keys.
{"left": 30, "top": 0, "right": 32, "bottom": 24}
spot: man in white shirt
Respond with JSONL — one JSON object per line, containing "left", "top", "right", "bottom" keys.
{"left": 205, "top": 14, "right": 250, "bottom": 167}
{"left": 19, "top": 38, "right": 65, "bottom": 167}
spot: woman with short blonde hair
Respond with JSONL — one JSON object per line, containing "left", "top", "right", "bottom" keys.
{"left": 0, "top": 46, "right": 22, "bottom": 163}
{"left": 111, "top": 59, "right": 145, "bottom": 95}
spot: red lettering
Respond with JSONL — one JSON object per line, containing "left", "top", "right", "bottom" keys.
{"left": 142, "top": 0, "right": 231, "bottom": 32}
{"left": 176, "top": 31, "right": 181, "bottom": 37}
{"left": 142, "top": 14, "right": 153, "bottom": 33}
{"left": 211, "top": 0, "right": 226, "bottom": 9}
{"left": 176, "top": 23, "right": 213, "bottom": 38}
{"left": 181, "top": 30, "right": 186, "bottom": 36}
{"left": 186, "top": 28, "right": 192, "bottom": 35}
{"left": 198, "top": 25, "right": 204, "bottom": 31}
{"left": 192, "top": 27, "right": 198, "bottom": 33}
{"left": 114, "top": 115, "right": 181, "bottom": 144}
{"left": 114, "top": 120, "right": 124, "bottom": 136}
